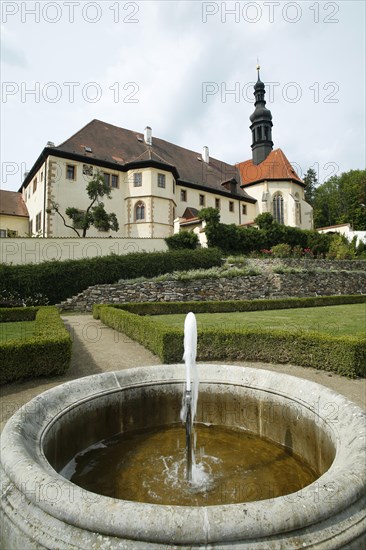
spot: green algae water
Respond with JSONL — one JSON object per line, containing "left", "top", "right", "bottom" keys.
{"left": 61, "top": 423, "right": 318, "bottom": 506}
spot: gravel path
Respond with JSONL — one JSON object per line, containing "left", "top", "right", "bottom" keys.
{"left": 1, "top": 314, "right": 365, "bottom": 432}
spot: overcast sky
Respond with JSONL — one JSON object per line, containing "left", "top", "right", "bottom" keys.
{"left": 1, "top": 0, "right": 365, "bottom": 192}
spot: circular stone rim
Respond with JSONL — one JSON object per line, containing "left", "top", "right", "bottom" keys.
{"left": 1, "top": 364, "right": 365, "bottom": 546}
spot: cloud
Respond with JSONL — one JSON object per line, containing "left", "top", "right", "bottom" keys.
{"left": 0, "top": 26, "right": 27, "bottom": 68}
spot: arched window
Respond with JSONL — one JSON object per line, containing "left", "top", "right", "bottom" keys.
{"left": 295, "top": 193, "right": 302, "bottom": 225}
{"left": 135, "top": 201, "right": 145, "bottom": 221}
{"left": 272, "top": 192, "right": 284, "bottom": 224}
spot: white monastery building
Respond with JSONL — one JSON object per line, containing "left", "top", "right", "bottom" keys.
{"left": 19, "top": 69, "right": 313, "bottom": 238}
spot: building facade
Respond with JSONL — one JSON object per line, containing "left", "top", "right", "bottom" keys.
{"left": 0, "top": 190, "right": 29, "bottom": 237}
{"left": 19, "top": 70, "right": 312, "bottom": 238}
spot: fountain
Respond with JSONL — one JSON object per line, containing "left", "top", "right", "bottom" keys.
{"left": 181, "top": 311, "right": 198, "bottom": 483}
{"left": 1, "top": 313, "right": 365, "bottom": 548}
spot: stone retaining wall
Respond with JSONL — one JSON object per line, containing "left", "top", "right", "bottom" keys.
{"left": 59, "top": 266, "right": 366, "bottom": 312}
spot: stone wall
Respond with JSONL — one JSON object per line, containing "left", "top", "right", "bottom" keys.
{"left": 59, "top": 261, "right": 366, "bottom": 312}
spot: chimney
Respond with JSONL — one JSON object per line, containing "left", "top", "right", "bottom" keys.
{"left": 46, "top": 141, "right": 55, "bottom": 147}
{"left": 202, "top": 146, "right": 209, "bottom": 163}
{"left": 144, "top": 126, "right": 152, "bottom": 146}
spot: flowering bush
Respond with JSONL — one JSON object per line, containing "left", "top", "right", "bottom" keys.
{"left": 271, "top": 244, "right": 292, "bottom": 258}
{"left": 303, "top": 248, "right": 314, "bottom": 258}
{"left": 292, "top": 245, "right": 303, "bottom": 258}
{"left": 0, "top": 290, "right": 49, "bottom": 308}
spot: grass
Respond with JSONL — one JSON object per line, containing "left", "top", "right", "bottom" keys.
{"left": 0, "top": 321, "right": 36, "bottom": 342}
{"left": 153, "top": 304, "right": 366, "bottom": 338}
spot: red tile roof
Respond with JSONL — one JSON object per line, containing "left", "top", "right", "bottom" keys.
{"left": 0, "top": 190, "right": 28, "bottom": 217}
{"left": 236, "top": 148, "right": 303, "bottom": 187}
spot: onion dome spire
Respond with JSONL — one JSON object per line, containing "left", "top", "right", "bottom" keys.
{"left": 249, "top": 65, "right": 274, "bottom": 165}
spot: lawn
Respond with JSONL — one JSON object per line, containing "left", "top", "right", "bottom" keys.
{"left": 0, "top": 321, "right": 36, "bottom": 343}
{"left": 153, "top": 304, "right": 366, "bottom": 338}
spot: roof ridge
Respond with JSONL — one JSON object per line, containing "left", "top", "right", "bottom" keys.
{"left": 57, "top": 119, "right": 99, "bottom": 148}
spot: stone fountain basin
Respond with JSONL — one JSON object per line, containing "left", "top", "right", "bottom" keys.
{"left": 1, "top": 364, "right": 365, "bottom": 549}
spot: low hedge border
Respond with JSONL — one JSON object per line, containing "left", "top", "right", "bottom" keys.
{"left": 96, "top": 305, "right": 182, "bottom": 363}
{"left": 0, "top": 307, "right": 72, "bottom": 385}
{"left": 94, "top": 299, "right": 366, "bottom": 378}
{"left": 0, "top": 307, "right": 38, "bottom": 322}
{"left": 93, "top": 294, "right": 366, "bottom": 318}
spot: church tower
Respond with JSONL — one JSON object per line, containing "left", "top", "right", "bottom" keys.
{"left": 249, "top": 66, "right": 273, "bottom": 165}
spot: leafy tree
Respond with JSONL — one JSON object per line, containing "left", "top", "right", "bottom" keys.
{"left": 254, "top": 212, "right": 274, "bottom": 229}
{"left": 303, "top": 168, "right": 318, "bottom": 206}
{"left": 326, "top": 234, "right": 355, "bottom": 260}
{"left": 313, "top": 169, "right": 366, "bottom": 230}
{"left": 47, "top": 171, "right": 119, "bottom": 237}
{"left": 198, "top": 207, "right": 220, "bottom": 226}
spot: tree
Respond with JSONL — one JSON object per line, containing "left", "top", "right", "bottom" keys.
{"left": 303, "top": 168, "right": 318, "bottom": 206}
{"left": 197, "top": 207, "right": 220, "bottom": 226}
{"left": 48, "top": 171, "right": 119, "bottom": 237}
{"left": 254, "top": 212, "right": 274, "bottom": 229}
{"left": 312, "top": 177, "right": 340, "bottom": 228}
{"left": 313, "top": 170, "right": 366, "bottom": 230}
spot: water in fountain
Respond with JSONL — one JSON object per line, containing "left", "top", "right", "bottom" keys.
{"left": 59, "top": 314, "right": 319, "bottom": 505}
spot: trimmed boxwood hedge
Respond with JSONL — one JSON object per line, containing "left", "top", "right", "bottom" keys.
{"left": 93, "top": 294, "right": 366, "bottom": 318}
{"left": 96, "top": 305, "right": 182, "bottom": 363}
{"left": 0, "top": 248, "right": 223, "bottom": 305}
{"left": 94, "top": 298, "right": 366, "bottom": 378}
{"left": 197, "top": 329, "right": 365, "bottom": 378}
{"left": 0, "top": 306, "right": 72, "bottom": 385}
{"left": 0, "top": 306, "right": 38, "bottom": 322}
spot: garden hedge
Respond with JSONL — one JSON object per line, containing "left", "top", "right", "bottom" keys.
{"left": 93, "top": 294, "right": 366, "bottom": 318}
{"left": 96, "top": 305, "right": 181, "bottom": 363}
{"left": 0, "top": 306, "right": 38, "bottom": 322}
{"left": 0, "top": 248, "right": 223, "bottom": 305}
{"left": 95, "top": 300, "right": 366, "bottom": 378}
{"left": 0, "top": 306, "right": 72, "bottom": 385}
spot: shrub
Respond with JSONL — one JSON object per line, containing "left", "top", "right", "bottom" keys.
{"left": 327, "top": 235, "right": 356, "bottom": 260}
{"left": 292, "top": 245, "right": 303, "bottom": 258}
{"left": 93, "top": 295, "right": 366, "bottom": 319}
{"left": 271, "top": 244, "right": 292, "bottom": 258}
{"left": 254, "top": 212, "right": 274, "bottom": 229}
{"left": 0, "top": 306, "right": 72, "bottom": 384}
{"left": 0, "top": 248, "right": 223, "bottom": 305}
{"left": 97, "top": 305, "right": 182, "bottom": 363}
{"left": 0, "top": 289, "right": 49, "bottom": 308}
{"left": 197, "top": 329, "right": 365, "bottom": 377}
{"left": 95, "top": 303, "right": 365, "bottom": 377}
{"left": 0, "top": 307, "right": 38, "bottom": 322}
{"left": 165, "top": 231, "right": 199, "bottom": 250}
